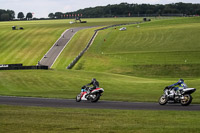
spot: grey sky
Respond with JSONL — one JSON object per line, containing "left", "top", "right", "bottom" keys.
{"left": 0, "top": 0, "right": 200, "bottom": 18}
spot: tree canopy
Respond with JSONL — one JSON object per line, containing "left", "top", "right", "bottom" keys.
{"left": 26, "top": 12, "right": 33, "bottom": 20}
{"left": 49, "top": 2, "right": 200, "bottom": 18}
{"left": 48, "top": 13, "right": 55, "bottom": 19}
{"left": 0, "top": 9, "right": 15, "bottom": 21}
{"left": 17, "top": 12, "right": 24, "bottom": 20}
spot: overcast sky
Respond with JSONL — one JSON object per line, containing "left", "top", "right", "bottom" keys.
{"left": 0, "top": 0, "right": 200, "bottom": 18}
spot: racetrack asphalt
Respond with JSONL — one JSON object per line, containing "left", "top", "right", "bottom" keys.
{"left": 39, "top": 26, "right": 97, "bottom": 68}
{"left": 0, "top": 96, "right": 200, "bottom": 111}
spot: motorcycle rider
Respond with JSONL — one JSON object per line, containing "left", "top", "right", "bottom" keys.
{"left": 86, "top": 78, "right": 99, "bottom": 94}
{"left": 167, "top": 79, "right": 187, "bottom": 95}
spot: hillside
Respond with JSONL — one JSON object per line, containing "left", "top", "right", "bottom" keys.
{"left": 0, "top": 18, "right": 141, "bottom": 66}
{"left": 0, "top": 17, "right": 200, "bottom": 103}
{"left": 73, "top": 17, "right": 200, "bottom": 77}
{"left": 0, "top": 70, "right": 200, "bottom": 103}
{"left": 0, "top": 20, "right": 69, "bottom": 65}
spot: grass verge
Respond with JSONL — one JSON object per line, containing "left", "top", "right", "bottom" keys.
{"left": 0, "top": 70, "right": 199, "bottom": 103}
{"left": 1, "top": 105, "right": 200, "bottom": 133}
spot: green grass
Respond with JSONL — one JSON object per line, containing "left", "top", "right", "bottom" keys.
{"left": 0, "top": 17, "right": 200, "bottom": 133}
{"left": 1, "top": 105, "right": 200, "bottom": 133}
{"left": 0, "top": 18, "right": 142, "bottom": 66}
{"left": 0, "top": 17, "right": 200, "bottom": 102}
{"left": 0, "top": 70, "right": 200, "bottom": 103}
{"left": 0, "top": 20, "right": 69, "bottom": 65}
{"left": 72, "top": 17, "right": 200, "bottom": 77}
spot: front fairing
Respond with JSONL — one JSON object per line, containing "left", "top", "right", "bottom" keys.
{"left": 80, "top": 91, "right": 87, "bottom": 100}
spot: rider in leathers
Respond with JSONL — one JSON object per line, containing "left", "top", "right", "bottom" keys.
{"left": 86, "top": 78, "right": 99, "bottom": 94}
{"left": 167, "top": 79, "right": 187, "bottom": 95}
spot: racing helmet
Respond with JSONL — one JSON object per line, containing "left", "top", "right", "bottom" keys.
{"left": 178, "top": 79, "right": 184, "bottom": 83}
{"left": 92, "top": 78, "right": 96, "bottom": 82}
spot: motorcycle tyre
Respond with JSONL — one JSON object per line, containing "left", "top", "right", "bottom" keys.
{"left": 159, "top": 95, "right": 168, "bottom": 105}
{"left": 90, "top": 93, "right": 100, "bottom": 103}
{"left": 76, "top": 94, "right": 81, "bottom": 102}
{"left": 180, "top": 94, "right": 192, "bottom": 106}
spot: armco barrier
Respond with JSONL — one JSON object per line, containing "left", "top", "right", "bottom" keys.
{"left": 67, "top": 31, "right": 98, "bottom": 69}
{"left": 66, "top": 22, "right": 142, "bottom": 69}
{"left": 0, "top": 64, "right": 48, "bottom": 70}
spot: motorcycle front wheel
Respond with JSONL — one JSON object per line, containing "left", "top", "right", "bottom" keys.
{"left": 180, "top": 94, "right": 192, "bottom": 106}
{"left": 159, "top": 95, "right": 168, "bottom": 105}
{"left": 76, "top": 94, "right": 81, "bottom": 102}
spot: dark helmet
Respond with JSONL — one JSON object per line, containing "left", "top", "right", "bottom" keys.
{"left": 178, "top": 79, "right": 184, "bottom": 83}
{"left": 92, "top": 78, "right": 96, "bottom": 81}
{"left": 82, "top": 85, "right": 86, "bottom": 89}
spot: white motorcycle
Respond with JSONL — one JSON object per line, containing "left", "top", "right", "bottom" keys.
{"left": 159, "top": 86, "right": 196, "bottom": 106}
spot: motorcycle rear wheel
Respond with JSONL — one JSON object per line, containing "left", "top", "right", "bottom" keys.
{"left": 90, "top": 93, "right": 100, "bottom": 102}
{"left": 76, "top": 94, "right": 81, "bottom": 102}
{"left": 180, "top": 94, "right": 192, "bottom": 106}
{"left": 159, "top": 95, "right": 168, "bottom": 105}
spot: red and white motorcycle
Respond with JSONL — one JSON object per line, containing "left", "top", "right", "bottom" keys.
{"left": 76, "top": 86, "right": 104, "bottom": 102}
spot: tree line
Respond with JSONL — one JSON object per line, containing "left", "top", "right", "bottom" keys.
{"left": 1, "top": 2, "right": 200, "bottom": 21}
{"left": 49, "top": 2, "right": 200, "bottom": 19}
{"left": 17, "top": 12, "right": 33, "bottom": 20}
{"left": 0, "top": 9, "right": 33, "bottom": 21}
{"left": 0, "top": 9, "right": 15, "bottom": 21}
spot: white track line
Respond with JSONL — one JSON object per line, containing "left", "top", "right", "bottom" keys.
{"left": 50, "top": 32, "right": 78, "bottom": 68}
{"left": 38, "top": 29, "right": 69, "bottom": 65}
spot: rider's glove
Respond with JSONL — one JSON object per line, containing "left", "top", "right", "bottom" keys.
{"left": 165, "top": 86, "right": 169, "bottom": 89}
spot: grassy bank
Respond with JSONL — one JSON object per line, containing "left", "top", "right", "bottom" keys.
{"left": 0, "top": 17, "right": 200, "bottom": 133}
{"left": 0, "top": 70, "right": 199, "bottom": 103}
{"left": 1, "top": 105, "right": 200, "bottom": 133}
{"left": 0, "top": 17, "right": 200, "bottom": 102}
{"left": 73, "top": 17, "right": 200, "bottom": 77}
{"left": 0, "top": 18, "right": 142, "bottom": 66}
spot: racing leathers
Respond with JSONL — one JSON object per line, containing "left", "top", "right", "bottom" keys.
{"left": 168, "top": 79, "right": 187, "bottom": 95}
{"left": 86, "top": 78, "right": 99, "bottom": 93}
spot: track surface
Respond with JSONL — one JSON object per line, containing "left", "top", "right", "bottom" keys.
{"left": 40, "top": 26, "right": 96, "bottom": 68}
{"left": 0, "top": 96, "right": 200, "bottom": 111}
